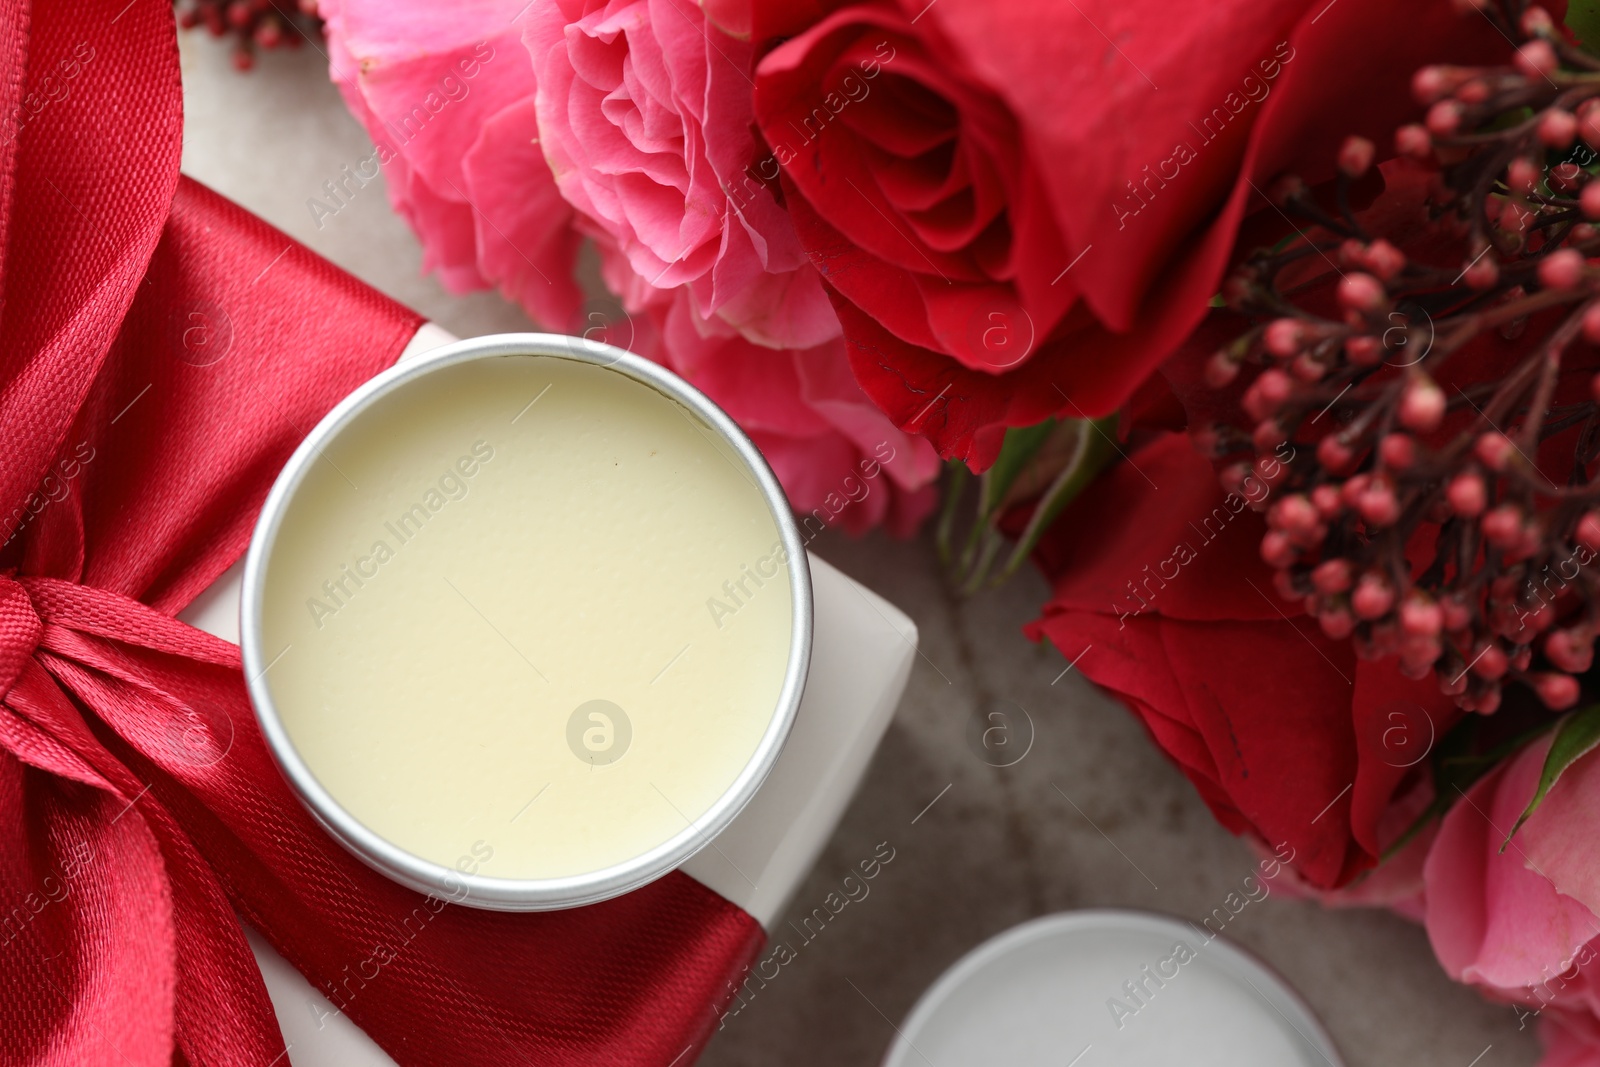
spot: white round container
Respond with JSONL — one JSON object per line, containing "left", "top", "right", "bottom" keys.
{"left": 884, "top": 910, "right": 1343, "bottom": 1067}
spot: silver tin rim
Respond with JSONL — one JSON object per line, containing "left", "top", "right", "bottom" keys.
{"left": 240, "top": 333, "right": 813, "bottom": 911}
{"left": 883, "top": 909, "right": 1345, "bottom": 1066}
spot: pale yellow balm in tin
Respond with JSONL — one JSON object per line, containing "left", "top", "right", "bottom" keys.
{"left": 242, "top": 335, "right": 811, "bottom": 910}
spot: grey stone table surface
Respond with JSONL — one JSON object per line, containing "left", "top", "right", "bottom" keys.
{"left": 177, "top": 31, "right": 1538, "bottom": 1067}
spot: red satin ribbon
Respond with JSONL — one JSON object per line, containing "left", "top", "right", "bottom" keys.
{"left": 0, "top": 2, "right": 762, "bottom": 1064}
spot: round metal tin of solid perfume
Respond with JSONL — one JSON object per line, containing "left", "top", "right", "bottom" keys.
{"left": 240, "top": 333, "right": 812, "bottom": 910}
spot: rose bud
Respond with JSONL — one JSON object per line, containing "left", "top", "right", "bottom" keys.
{"left": 1260, "top": 530, "right": 1297, "bottom": 568}
{"left": 1289, "top": 353, "right": 1326, "bottom": 382}
{"left": 1359, "top": 480, "right": 1401, "bottom": 526}
{"left": 1397, "top": 124, "right": 1433, "bottom": 159}
{"left": 1584, "top": 305, "right": 1600, "bottom": 347}
{"left": 1523, "top": 601, "right": 1556, "bottom": 634}
{"left": 1576, "top": 509, "right": 1600, "bottom": 552}
{"left": 1541, "top": 109, "right": 1579, "bottom": 149}
{"left": 1317, "top": 434, "right": 1355, "bottom": 474}
{"left": 1508, "top": 157, "right": 1543, "bottom": 195}
{"left": 1362, "top": 239, "right": 1406, "bottom": 281}
{"left": 1427, "top": 100, "right": 1463, "bottom": 137}
{"left": 1337, "top": 272, "right": 1386, "bottom": 313}
{"left": 1446, "top": 470, "right": 1488, "bottom": 517}
{"left": 1536, "top": 109, "right": 1574, "bottom": 149}
{"left": 1457, "top": 79, "right": 1491, "bottom": 105}
{"left": 1464, "top": 253, "right": 1499, "bottom": 290}
{"left": 1471, "top": 687, "right": 1504, "bottom": 715}
{"left": 1497, "top": 202, "right": 1536, "bottom": 233}
{"left": 1475, "top": 431, "right": 1516, "bottom": 471}
{"left": 1253, "top": 455, "right": 1288, "bottom": 489}
{"left": 1468, "top": 640, "right": 1509, "bottom": 680}
{"left": 1481, "top": 503, "right": 1524, "bottom": 548}
{"left": 1264, "top": 318, "right": 1304, "bottom": 357}
{"left": 1242, "top": 368, "right": 1292, "bottom": 421}
{"left": 1532, "top": 672, "right": 1581, "bottom": 711}
{"left": 1252, "top": 419, "right": 1287, "bottom": 452}
{"left": 1379, "top": 433, "right": 1417, "bottom": 469}
{"left": 1413, "top": 65, "right": 1454, "bottom": 103}
{"left": 1515, "top": 39, "right": 1559, "bottom": 80}
{"left": 1399, "top": 376, "right": 1446, "bottom": 432}
{"left": 1400, "top": 637, "right": 1444, "bottom": 679}
{"left": 1583, "top": 183, "right": 1600, "bottom": 222}
{"left": 1440, "top": 668, "right": 1469, "bottom": 696}
{"left": 1345, "top": 334, "right": 1383, "bottom": 365}
{"left": 1538, "top": 248, "right": 1586, "bottom": 292}
{"left": 1204, "top": 350, "right": 1240, "bottom": 387}
{"left": 1352, "top": 572, "right": 1395, "bottom": 619}
{"left": 1312, "top": 558, "right": 1353, "bottom": 595}
{"left": 1550, "top": 162, "right": 1584, "bottom": 192}
{"left": 1522, "top": 5, "right": 1556, "bottom": 34}
{"left": 1338, "top": 136, "right": 1375, "bottom": 179}
{"left": 1320, "top": 605, "right": 1356, "bottom": 639}
{"left": 1440, "top": 594, "right": 1473, "bottom": 632}
{"left": 1583, "top": 104, "right": 1600, "bottom": 150}
{"left": 1546, "top": 628, "right": 1595, "bottom": 674}
{"left": 1400, "top": 593, "right": 1444, "bottom": 636}
{"left": 1340, "top": 472, "right": 1373, "bottom": 508}
{"left": 1340, "top": 239, "right": 1367, "bottom": 266}
{"left": 1270, "top": 493, "right": 1319, "bottom": 536}
{"left": 1308, "top": 484, "right": 1340, "bottom": 518}
{"left": 1219, "top": 462, "right": 1251, "bottom": 499}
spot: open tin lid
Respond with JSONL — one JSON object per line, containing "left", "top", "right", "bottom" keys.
{"left": 884, "top": 909, "right": 1343, "bottom": 1067}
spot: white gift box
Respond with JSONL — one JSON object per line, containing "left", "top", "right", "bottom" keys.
{"left": 176, "top": 324, "right": 918, "bottom": 1064}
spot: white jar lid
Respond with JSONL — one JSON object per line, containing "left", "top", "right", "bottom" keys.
{"left": 884, "top": 910, "right": 1342, "bottom": 1067}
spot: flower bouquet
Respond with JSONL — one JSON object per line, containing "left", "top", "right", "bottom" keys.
{"left": 226, "top": 0, "right": 1600, "bottom": 1061}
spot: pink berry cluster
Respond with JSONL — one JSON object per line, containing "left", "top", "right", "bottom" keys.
{"left": 1199, "top": 0, "right": 1600, "bottom": 716}
{"left": 175, "top": 0, "right": 321, "bottom": 71}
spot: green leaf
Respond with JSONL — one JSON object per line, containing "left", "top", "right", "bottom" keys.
{"left": 1568, "top": 0, "right": 1600, "bottom": 53}
{"left": 996, "top": 416, "right": 1120, "bottom": 581}
{"left": 1503, "top": 704, "right": 1600, "bottom": 850}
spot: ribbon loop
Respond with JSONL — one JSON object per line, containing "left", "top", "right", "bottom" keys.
{"left": 0, "top": 576, "right": 43, "bottom": 700}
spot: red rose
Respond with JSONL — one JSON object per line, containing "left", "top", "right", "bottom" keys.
{"left": 752, "top": 0, "right": 1512, "bottom": 470}
{"left": 1024, "top": 433, "right": 1461, "bottom": 887}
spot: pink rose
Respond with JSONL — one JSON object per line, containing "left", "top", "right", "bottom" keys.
{"left": 1545, "top": 1012, "right": 1600, "bottom": 1067}
{"left": 645, "top": 287, "right": 941, "bottom": 536}
{"left": 323, "top": 0, "right": 942, "bottom": 539}
{"left": 321, "top": 0, "right": 584, "bottom": 330}
{"left": 1423, "top": 733, "right": 1600, "bottom": 1064}
{"left": 523, "top": 0, "right": 839, "bottom": 350}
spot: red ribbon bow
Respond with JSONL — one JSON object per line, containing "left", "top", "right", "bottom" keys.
{"left": 0, "top": 3, "right": 761, "bottom": 1063}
